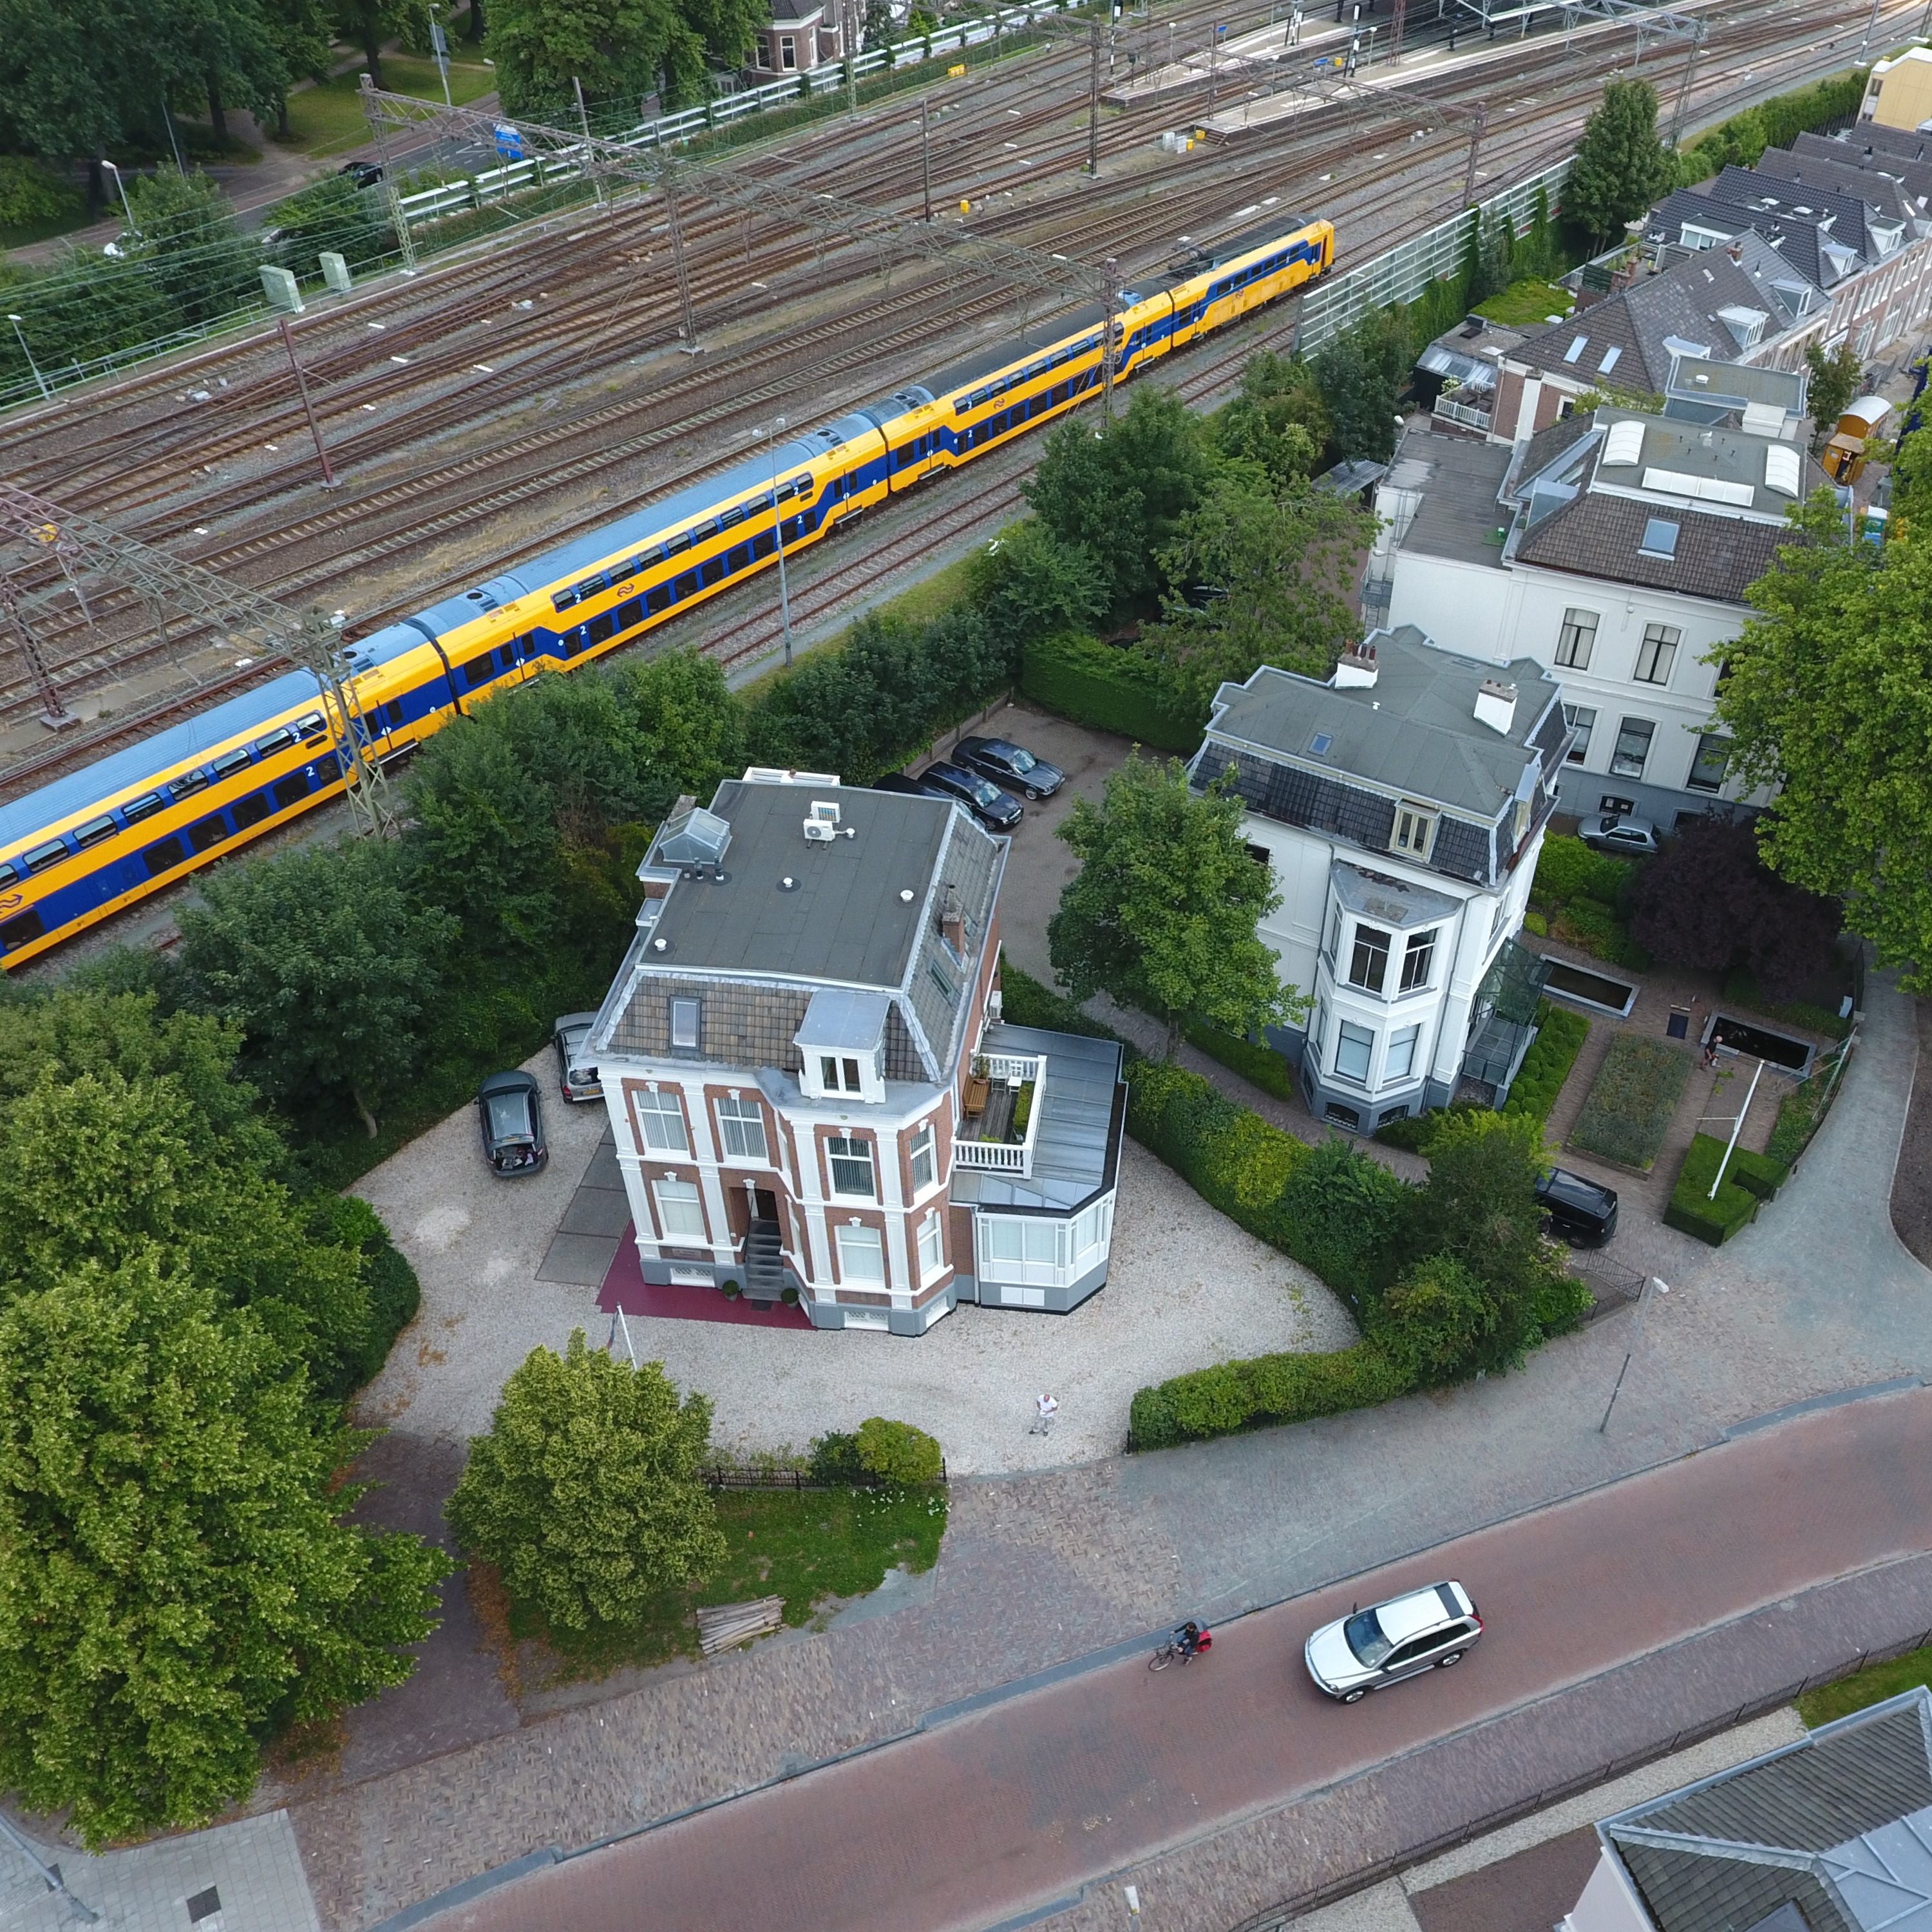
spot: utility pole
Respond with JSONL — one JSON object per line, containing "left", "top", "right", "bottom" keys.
{"left": 1099, "top": 257, "right": 1119, "bottom": 417}
{"left": 1088, "top": 21, "right": 1103, "bottom": 175}
{"left": 0, "top": 578, "right": 77, "bottom": 729}
{"left": 845, "top": 0, "right": 860, "bottom": 115}
{"left": 1461, "top": 98, "right": 1486, "bottom": 205}
{"left": 573, "top": 76, "right": 607, "bottom": 207}
{"left": 920, "top": 96, "right": 935, "bottom": 220}
{"left": 358, "top": 75, "right": 417, "bottom": 270}
{"left": 1667, "top": 28, "right": 1702, "bottom": 145}
{"left": 662, "top": 170, "right": 703, "bottom": 352}
{"left": 428, "top": 8, "right": 453, "bottom": 106}
{"left": 278, "top": 319, "right": 339, "bottom": 489}
{"left": 5, "top": 314, "right": 51, "bottom": 404}
{"left": 294, "top": 607, "right": 399, "bottom": 838}
{"left": 1390, "top": 0, "right": 1406, "bottom": 57}
{"left": 763, "top": 417, "right": 796, "bottom": 667}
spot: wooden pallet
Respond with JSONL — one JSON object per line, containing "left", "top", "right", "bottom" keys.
{"left": 697, "top": 1595, "right": 786, "bottom": 1656}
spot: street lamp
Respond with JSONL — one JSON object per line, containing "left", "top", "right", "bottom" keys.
{"left": 761, "top": 415, "right": 796, "bottom": 668}
{"left": 5, "top": 315, "right": 51, "bottom": 403}
{"left": 99, "top": 158, "right": 138, "bottom": 236}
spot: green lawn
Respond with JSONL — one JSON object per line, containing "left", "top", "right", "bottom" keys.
{"left": 1474, "top": 276, "right": 1574, "bottom": 328}
{"left": 1798, "top": 1645, "right": 1932, "bottom": 1727}
{"left": 505, "top": 1484, "right": 949, "bottom": 1679}
{"left": 276, "top": 55, "right": 498, "bottom": 158}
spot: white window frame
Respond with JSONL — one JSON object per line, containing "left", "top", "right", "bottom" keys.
{"left": 908, "top": 1119, "right": 937, "bottom": 1194}
{"left": 1609, "top": 717, "right": 1655, "bottom": 779}
{"left": 916, "top": 1208, "right": 945, "bottom": 1282}
{"left": 636, "top": 1085, "right": 690, "bottom": 1153}
{"left": 827, "top": 1133, "right": 875, "bottom": 1198}
{"left": 1399, "top": 929, "right": 1437, "bottom": 994}
{"left": 1633, "top": 623, "right": 1680, "bottom": 686}
{"left": 781, "top": 33, "right": 797, "bottom": 65}
{"left": 654, "top": 1177, "right": 706, "bottom": 1240}
{"left": 715, "top": 1094, "right": 769, "bottom": 1163}
{"left": 1347, "top": 922, "right": 1392, "bottom": 996}
{"left": 1392, "top": 804, "right": 1436, "bottom": 861}
{"left": 1334, "top": 1020, "right": 1374, "bottom": 1083}
{"left": 1385, "top": 1023, "right": 1423, "bottom": 1082}
{"left": 1555, "top": 607, "right": 1598, "bottom": 670}
{"left": 669, "top": 996, "right": 701, "bottom": 1050}
{"left": 1564, "top": 703, "right": 1596, "bottom": 764}
{"left": 835, "top": 1220, "right": 885, "bottom": 1284}
{"left": 1686, "top": 731, "right": 1732, "bottom": 795}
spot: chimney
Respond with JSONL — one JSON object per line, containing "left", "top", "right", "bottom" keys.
{"left": 940, "top": 886, "right": 966, "bottom": 956}
{"left": 1332, "top": 639, "right": 1379, "bottom": 690}
{"left": 1473, "top": 677, "right": 1518, "bottom": 736}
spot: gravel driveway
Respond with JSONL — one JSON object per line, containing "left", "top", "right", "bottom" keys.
{"left": 350, "top": 1055, "right": 1356, "bottom": 1474}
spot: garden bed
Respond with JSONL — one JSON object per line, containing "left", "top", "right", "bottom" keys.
{"left": 1663, "top": 1132, "right": 1788, "bottom": 1245}
{"left": 1528, "top": 835, "right": 1649, "bottom": 971}
{"left": 1542, "top": 960, "right": 1638, "bottom": 1018}
{"left": 1569, "top": 1034, "right": 1695, "bottom": 1171}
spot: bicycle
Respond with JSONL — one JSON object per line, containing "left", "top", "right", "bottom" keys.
{"left": 1149, "top": 1626, "right": 1211, "bottom": 1669}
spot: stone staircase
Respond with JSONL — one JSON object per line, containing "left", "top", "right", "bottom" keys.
{"left": 743, "top": 1219, "right": 786, "bottom": 1303}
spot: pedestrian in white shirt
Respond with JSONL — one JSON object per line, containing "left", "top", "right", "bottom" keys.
{"left": 1030, "top": 1392, "right": 1059, "bottom": 1435}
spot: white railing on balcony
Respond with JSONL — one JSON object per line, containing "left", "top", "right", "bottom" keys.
{"left": 954, "top": 1054, "right": 1046, "bottom": 1176}
{"left": 1433, "top": 393, "right": 1493, "bottom": 433}
{"left": 978, "top": 1051, "right": 1043, "bottom": 1084}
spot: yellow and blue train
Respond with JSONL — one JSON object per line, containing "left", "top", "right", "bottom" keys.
{"left": 0, "top": 207, "right": 1332, "bottom": 967}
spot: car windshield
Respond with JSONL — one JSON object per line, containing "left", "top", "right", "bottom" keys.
{"left": 1343, "top": 1609, "right": 1393, "bottom": 1666}
{"left": 1001, "top": 746, "right": 1036, "bottom": 773}
{"left": 486, "top": 1092, "right": 533, "bottom": 1141}
{"left": 969, "top": 777, "right": 1002, "bottom": 806}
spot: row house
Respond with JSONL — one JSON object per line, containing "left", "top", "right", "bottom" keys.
{"left": 587, "top": 770, "right": 1125, "bottom": 1334}
{"left": 1193, "top": 627, "right": 1570, "bottom": 1130}
{"left": 746, "top": 0, "right": 845, "bottom": 78}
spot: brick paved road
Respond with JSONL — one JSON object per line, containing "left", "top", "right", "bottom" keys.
{"left": 442, "top": 1383, "right": 1932, "bottom": 1932}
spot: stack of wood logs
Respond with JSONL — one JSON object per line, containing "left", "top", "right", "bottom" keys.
{"left": 696, "top": 1596, "right": 786, "bottom": 1656}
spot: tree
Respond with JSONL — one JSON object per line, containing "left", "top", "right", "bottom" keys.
{"left": 335, "top": 0, "right": 414, "bottom": 86}
{"left": 862, "top": 0, "right": 893, "bottom": 46}
{"left": 1803, "top": 336, "right": 1862, "bottom": 448}
{"left": 1709, "top": 492, "right": 1932, "bottom": 987}
{"left": 266, "top": 175, "right": 395, "bottom": 270}
{"left": 969, "top": 518, "right": 1107, "bottom": 652}
{"left": 1372, "top": 1252, "right": 1497, "bottom": 1385}
{"left": 1311, "top": 304, "right": 1410, "bottom": 464}
{"left": 1049, "top": 755, "right": 1305, "bottom": 1057}
{"left": 484, "top": 0, "right": 762, "bottom": 115}
{"left": 0, "top": 1257, "right": 447, "bottom": 1846}
{"left": 1146, "top": 474, "right": 1372, "bottom": 705}
{"left": 1023, "top": 386, "right": 1216, "bottom": 624}
{"left": 178, "top": 837, "right": 458, "bottom": 1137}
{"left": 1566, "top": 77, "right": 1676, "bottom": 248}
{"left": 1211, "top": 350, "right": 1330, "bottom": 488}
{"left": 1629, "top": 813, "right": 1841, "bottom": 1002}
{"left": 122, "top": 169, "right": 261, "bottom": 324}
{"left": 446, "top": 1332, "right": 726, "bottom": 1632}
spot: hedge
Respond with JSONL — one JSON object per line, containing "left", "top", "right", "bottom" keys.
{"left": 1664, "top": 1132, "right": 1789, "bottom": 1245}
{"left": 1129, "top": 1341, "right": 1411, "bottom": 1450}
{"left": 1018, "top": 631, "right": 1204, "bottom": 753}
{"left": 1569, "top": 1034, "right": 1694, "bottom": 1170}
{"left": 1502, "top": 1001, "right": 1589, "bottom": 1125}
{"left": 1184, "top": 1022, "right": 1297, "bottom": 1101}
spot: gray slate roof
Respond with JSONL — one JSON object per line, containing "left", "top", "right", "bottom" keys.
{"left": 1643, "top": 189, "right": 1848, "bottom": 291}
{"left": 1795, "top": 129, "right": 1932, "bottom": 209}
{"left": 1512, "top": 488, "right": 1790, "bottom": 603}
{"left": 1753, "top": 145, "right": 1923, "bottom": 232}
{"left": 1706, "top": 164, "right": 1899, "bottom": 263}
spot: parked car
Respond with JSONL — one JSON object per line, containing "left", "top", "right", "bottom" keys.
{"left": 954, "top": 735, "right": 1065, "bottom": 800}
{"left": 1578, "top": 813, "right": 1660, "bottom": 856}
{"left": 1305, "top": 1581, "right": 1483, "bottom": 1703}
{"left": 1537, "top": 1166, "right": 1619, "bottom": 1245}
{"left": 339, "top": 159, "right": 384, "bottom": 187}
{"left": 920, "top": 760, "right": 1023, "bottom": 830}
{"left": 553, "top": 1012, "right": 602, "bottom": 1103}
{"left": 873, "top": 772, "right": 952, "bottom": 802}
{"left": 477, "top": 1070, "right": 548, "bottom": 1176}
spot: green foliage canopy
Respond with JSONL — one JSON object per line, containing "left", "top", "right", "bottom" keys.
{"left": 1566, "top": 77, "right": 1677, "bottom": 247}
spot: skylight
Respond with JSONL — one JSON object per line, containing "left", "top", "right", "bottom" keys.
{"left": 1309, "top": 732, "right": 1334, "bottom": 756}
{"left": 1597, "top": 345, "right": 1622, "bottom": 374}
{"left": 1563, "top": 334, "right": 1589, "bottom": 363}
{"left": 1639, "top": 518, "right": 1681, "bottom": 560}
{"left": 1602, "top": 420, "right": 1646, "bottom": 466}
{"left": 1764, "top": 444, "right": 1803, "bottom": 496}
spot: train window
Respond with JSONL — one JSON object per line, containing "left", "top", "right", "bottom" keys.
{"left": 553, "top": 588, "right": 578, "bottom": 612}
{"left": 381, "top": 701, "right": 405, "bottom": 730}
{"left": 751, "top": 530, "right": 775, "bottom": 562}
{"left": 0, "top": 909, "right": 46, "bottom": 951}
{"left": 463, "top": 658, "right": 493, "bottom": 688}
{"left": 169, "top": 768, "right": 209, "bottom": 799}
{"left": 496, "top": 644, "right": 515, "bottom": 670}
{"left": 142, "top": 837, "right": 187, "bottom": 878}
{"left": 122, "top": 792, "right": 166, "bottom": 824}
{"left": 271, "top": 773, "right": 310, "bottom": 812}
{"left": 0, "top": 863, "right": 16, "bottom": 891}
{"left": 71, "top": 815, "right": 117, "bottom": 848}
{"left": 791, "top": 473, "right": 811, "bottom": 494}
{"left": 187, "top": 814, "right": 229, "bottom": 854}
{"left": 673, "top": 569, "right": 698, "bottom": 600}
{"left": 663, "top": 529, "right": 691, "bottom": 555}
{"left": 296, "top": 714, "right": 327, "bottom": 739}
{"left": 615, "top": 556, "right": 643, "bottom": 582}
{"left": 646, "top": 585, "right": 672, "bottom": 616}
{"left": 254, "top": 727, "right": 297, "bottom": 757}
{"left": 586, "top": 614, "right": 616, "bottom": 646}
{"left": 23, "top": 838, "right": 68, "bottom": 872}
{"left": 574, "top": 573, "right": 607, "bottom": 600}
{"left": 692, "top": 518, "right": 719, "bottom": 541}
{"left": 699, "top": 556, "right": 724, "bottom": 588}
{"left": 726, "top": 544, "right": 749, "bottom": 574}
{"left": 719, "top": 504, "right": 746, "bottom": 530}
{"left": 232, "top": 793, "right": 272, "bottom": 831}
{"left": 616, "top": 597, "right": 642, "bottom": 630}
{"left": 1049, "top": 382, "right": 1068, "bottom": 405}
{"left": 211, "top": 746, "right": 252, "bottom": 778}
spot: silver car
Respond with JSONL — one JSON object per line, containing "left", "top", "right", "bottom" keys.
{"left": 553, "top": 1012, "right": 602, "bottom": 1103}
{"left": 1305, "top": 1581, "right": 1482, "bottom": 1702}
{"left": 1578, "top": 813, "right": 1660, "bottom": 855}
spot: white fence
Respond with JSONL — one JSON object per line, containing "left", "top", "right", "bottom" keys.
{"left": 1433, "top": 392, "right": 1492, "bottom": 431}
{"left": 1293, "top": 156, "right": 1572, "bottom": 354}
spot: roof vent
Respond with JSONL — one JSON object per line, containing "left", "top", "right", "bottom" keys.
{"left": 1473, "top": 678, "right": 1518, "bottom": 737}
{"left": 1332, "top": 639, "right": 1379, "bottom": 689}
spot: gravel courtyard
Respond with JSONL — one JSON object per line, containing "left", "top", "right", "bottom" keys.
{"left": 350, "top": 1053, "right": 1356, "bottom": 1474}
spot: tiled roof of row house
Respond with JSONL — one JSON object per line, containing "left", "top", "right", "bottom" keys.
{"left": 1600, "top": 1690, "right": 1932, "bottom": 1932}
{"left": 1643, "top": 187, "right": 1853, "bottom": 290}
{"left": 595, "top": 780, "right": 1005, "bottom": 1084}
{"left": 1197, "top": 627, "right": 1566, "bottom": 888}
{"left": 1753, "top": 144, "right": 1926, "bottom": 232}
{"left": 1705, "top": 162, "right": 1908, "bottom": 261}
{"left": 1794, "top": 129, "right": 1932, "bottom": 209}
{"left": 1512, "top": 488, "right": 1790, "bottom": 602}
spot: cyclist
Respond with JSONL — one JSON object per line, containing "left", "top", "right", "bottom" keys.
{"left": 1177, "top": 1620, "right": 1211, "bottom": 1659}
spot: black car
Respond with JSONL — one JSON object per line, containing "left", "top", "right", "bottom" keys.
{"left": 873, "top": 772, "right": 952, "bottom": 801}
{"left": 1537, "top": 1166, "right": 1618, "bottom": 1245}
{"left": 339, "top": 160, "right": 384, "bottom": 188}
{"left": 478, "top": 1070, "right": 548, "bottom": 1177}
{"left": 954, "top": 735, "right": 1065, "bottom": 800}
{"left": 920, "top": 760, "right": 1023, "bottom": 830}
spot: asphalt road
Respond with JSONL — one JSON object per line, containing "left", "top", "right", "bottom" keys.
{"left": 440, "top": 1385, "right": 1932, "bottom": 1932}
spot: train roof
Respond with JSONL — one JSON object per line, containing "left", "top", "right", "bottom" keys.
{"left": 927, "top": 296, "right": 1113, "bottom": 396}
{"left": 1182, "top": 207, "right": 1318, "bottom": 270}
{"left": 0, "top": 666, "right": 325, "bottom": 849}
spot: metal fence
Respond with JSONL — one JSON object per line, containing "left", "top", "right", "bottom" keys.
{"left": 1294, "top": 156, "right": 1572, "bottom": 355}
{"left": 701, "top": 1463, "right": 949, "bottom": 1490}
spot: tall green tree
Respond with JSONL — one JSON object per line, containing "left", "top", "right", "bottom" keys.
{"left": 335, "top": 0, "right": 414, "bottom": 87}
{"left": 122, "top": 169, "right": 260, "bottom": 323}
{"left": 1710, "top": 491, "right": 1932, "bottom": 986}
{"left": 1049, "top": 755, "right": 1305, "bottom": 1057}
{"left": 1146, "top": 473, "right": 1372, "bottom": 704}
{"left": 1311, "top": 304, "right": 1410, "bottom": 464}
{"left": 1566, "top": 77, "right": 1676, "bottom": 247}
{"left": 486, "top": 0, "right": 762, "bottom": 115}
{"left": 0, "top": 1257, "right": 447, "bottom": 1846}
{"left": 1803, "top": 336, "right": 1862, "bottom": 447}
{"left": 178, "top": 837, "right": 458, "bottom": 1137}
{"left": 447, "top": 1331, "right": 726, "bottom": 1632}
{"left": 1210, "top": 350, "right": 1329, "bottom": 489}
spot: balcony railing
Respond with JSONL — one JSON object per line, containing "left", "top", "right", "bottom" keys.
{"left": 1434, "top": 393, "right": 1493, "bottom": 433}
{"left": 955, "top": 1052, "right": 1045, "bottom": 1175}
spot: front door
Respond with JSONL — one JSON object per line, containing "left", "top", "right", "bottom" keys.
{"left": 753, "top": 1188, "right": 779, "bottom": 1224}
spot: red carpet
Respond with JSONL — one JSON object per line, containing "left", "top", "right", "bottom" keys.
{"left": 597, "top": 1224, "right": 812, "bottom": 1329}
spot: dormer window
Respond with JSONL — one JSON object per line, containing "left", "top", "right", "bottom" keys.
{"left": 1392, "top": 805, "right": 1436, "bottom": 860}
{"left": 669, "top": 997, "right": 701, "bottom": 1050}
{"left": 821, "top": 1056, "right": 863, "bottom": 1094}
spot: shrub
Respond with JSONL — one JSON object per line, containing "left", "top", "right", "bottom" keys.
{"left": 1723, "top": 967, "right": 1851, "bottom": 1041}
{"left": 854, "top": 1417, "right": 944, "bottom": 1484}
{"left": 1128, "top": 1341, "right": 1410, "bottom": 1448}
{"left": 1665, "top": 1132, "right": 1790, "bottom": 1245}
{"left": 306, "top": 1193, "right": 422, "bottom": 1395}
{"left": 1569, "top": 1034, "right": 1695, "bottom": 1170}
{"left": 0, "top": 156, "right": 81, "bottom": 229}
{"left": 1374, "top": 1108, "right": 1448, "bottom": 1151}
{"left": 998, "top": 958, "right": 1132, "bottom": 1046}
{"left": 1370, "top": 1253, "right": 1497, "bottom": 1385}
{"left": 1018, "top": 631, "right": 1204, "bottom": 752}
{"left": 1502, "top": 1001, "right": 1589, "bottom": 1125}
{"left": 1276, "top": 1133, "right": 1411, "bottom": 1307}
{"left": 808, "top": 1430, "right": 866, "bottom": 1484}
{"left": 1185, "top": 1022, "right": 1296, "bottom": 1100}
{"left": 1532, "top": 835, "right": 1635, "bottom": 907}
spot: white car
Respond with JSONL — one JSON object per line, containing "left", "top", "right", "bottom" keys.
{"left": 1578, "top": 813, "right": 1660, "bottom": 856}
{"left": 552, "top": 1012, "right": 603, "bottom": 1103}
{"left": 1305, "top": 1581, "right": 1482, "bottom": 1702}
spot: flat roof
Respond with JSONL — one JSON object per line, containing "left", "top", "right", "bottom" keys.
{"left": 1388, "top": 431, "right": 1514, "bottom": 567}
{"left": 947, "top": 1022, "right": 1123, "bottom": 1213}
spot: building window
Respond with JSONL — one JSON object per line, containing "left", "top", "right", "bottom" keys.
{"left": 916, "top": 1209, "right": 945, "bottom": 1281}
{"left": 1555, "top": 607, "right": 1598, "bottom": 669}
{"left": 835, "top": 1221, "right": 885, "bottom": 1283}
{"left": 1334, "top": 1021, "right": 1374, "bottom": 1083}
{"left": 1399, "top": 929, "right": 1437, "bottom": 993}
{"left": 636, "top": 1086, "right": 690, "bottom": 1153}
{"left": 1686, "top": 732, "right": 1731, "bottom": 793}
{"left": 1070, "top": 1200, "right": 1110, "bottom": 1267}
{"left": 828, "top": 1134, "right": 875, "bottom": 1197}
{"left": 715, "top": 1094, "right": 768, "bottom": 1162}
{"left": 1634, "top": 623, "right": 1680, "bottom": 685}
{"left": 654, "top": 1177, "right": 706, "bottom": 1240}
{"left": 820, "top": 1055, "right": 864, "bottom": 1094}
{"left": 909, "top": 1120, "right": 936, "bottom": 1193}
{"left": 1385, "top": 1023, "right": 1423, "bottom": 1081}
{"left": 1392, "top": 806, "right": 1435, "bottom": 860}
{"left": 1564, "top": 704, "right": 1596, "bottom": 764}
{"left": 1609, "top": 717, "right": 1655, "bottom": 779}
{"left": 1348, "top": 924, "right": 1392, "bottom": 994}
{"left": 669, "top": 996, "right": 701, "bottom": 1050}
{"left": 755, "top": 38, "right": 772, "bottom": 65}
{"left": 781, "top": 33, "right": 796, "bottom": 65}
